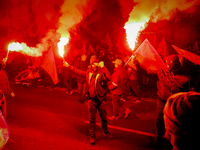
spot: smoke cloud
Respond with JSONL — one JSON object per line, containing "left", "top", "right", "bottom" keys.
{"left": 0, "top": 0, "right": 97, "bottom": 57}
{"left": 1, "top": 0, "right": 200, "bottom": 58}
{"left": 118, "top": 0, "right": 200, "bottom": 23}
{"left": 57, "top": 0, "right": 96, "bottom": 38}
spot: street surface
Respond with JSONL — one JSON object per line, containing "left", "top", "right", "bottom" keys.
{"left": 3, "top": 84, "right": 171, "bottom": 150}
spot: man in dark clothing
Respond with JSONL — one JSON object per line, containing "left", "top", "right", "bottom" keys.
{"left": 63, "top": 66, "right": 74, "bottom": 95}
{"left": 133, "top": 54, "right": 189, "bottom": 150}
{"left": 108, "top": 58, "right": 131, "bottom": 120}
{"left": 63, "top": 55, "right": 113, "bottom": 145}
{"left": 126, "top": 59, "right": 141, "bottom": 103}
{"left": 73, "top": 54, "right": 88, "bottom": 103}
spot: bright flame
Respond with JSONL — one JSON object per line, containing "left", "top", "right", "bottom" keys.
{"left": 124, "top": 21, "right": 147, "bottom": 50}
{"left": 57, "top": 37, "right": 69, "bottom": 57}
{"left": 7, "top": 42, "right": 42, "bottom": 57}
{"left": 8, "top": 42, "right": 23, "bottom": 51}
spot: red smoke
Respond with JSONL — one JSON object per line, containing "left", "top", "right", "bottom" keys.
{"left": 0, "top": 0, "right": 200, "bottom": 59}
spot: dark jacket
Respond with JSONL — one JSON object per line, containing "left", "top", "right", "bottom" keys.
{"left": 109, "top": 66, "right": 129, "bottom": 95}
{"left": 136, "top": 63, "right": 189, "bottom": 102}
{"left": 69, "top": 65, "right": 111, "bottom": 101}
{"left": 73, "top": 60, "right": 88, "bottom": 83}
{"left": 127, "top": 65, "right": 138, "bottom": 80}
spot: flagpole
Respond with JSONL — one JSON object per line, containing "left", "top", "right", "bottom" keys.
{"left": 124, "top": 48, "right": 137, "bottom": 67}
{"left": 124, "top": 55, "right": 134, "bottom": 66}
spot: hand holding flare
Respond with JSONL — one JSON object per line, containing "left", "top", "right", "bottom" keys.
{"left": 63, "top": 60, "right": 69, "bottom": 67}
{"left": 124, "top": 54, "right": 137, "bottom": 66}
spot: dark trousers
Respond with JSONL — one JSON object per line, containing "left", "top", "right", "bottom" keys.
{"left": 154, "top": 100, "right": 166, "bottom": 149}
{"left": 155, "top": 100, "right": 165, "bottom": 139}
{"left": 77, "top": 82, "right": 86, "bottom": 98}
{"left": 112, "top": 94, "right": 127, "bottom": 117}
{"left": 130, "top": 80, "right": 141, "bottom": 100}
{"left": 87, "top": 97, "right": 108, "bottom": 136}
{"left": 64, "top": 77, "right": 72, "bottom": 93}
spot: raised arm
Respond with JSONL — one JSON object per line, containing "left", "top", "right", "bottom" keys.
{"left": 63, "top": 61, "right": 87, "bottom": 78}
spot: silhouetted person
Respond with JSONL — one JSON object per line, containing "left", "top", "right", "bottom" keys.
{"left": 63, "top": 55, "right": 113, "bottom": 145}
{"left": 164, "top": 91, "right": 200, "bottom": 150}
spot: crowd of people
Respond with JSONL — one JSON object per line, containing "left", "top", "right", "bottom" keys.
{"left": 1, "top": 45, "right": 200, "bottom": 149}
{"left": 62, "top": 49, "right": 200, "bottom": 149}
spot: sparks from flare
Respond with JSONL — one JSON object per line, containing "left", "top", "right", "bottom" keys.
{"left": 124, "top": 21, "right": 147, "bottom": 50}
{"left": 57, "top": 37, "right": 69, "bottom": 58}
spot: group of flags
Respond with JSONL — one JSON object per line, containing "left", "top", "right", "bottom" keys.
{"left": 133, "top": 37, "right": 200, "bottom": 73}
{"left": 41, "top": 32, "right": 113, "bottom": 85}
{"left": 42, "top": 32, "right": 200, "bottom": 85}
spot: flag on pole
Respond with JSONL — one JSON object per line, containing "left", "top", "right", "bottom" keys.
{"left": 193, "top": 41, "right": 199, "bottom": 56}
{"left": 156, "top": 38, "right": 169, "bottom": 59}
{"left": 134, "top": 39, "right": 166, "bottom": 73}
{"left": 172, "top": 45, "right": 200, "bottom": 65}
{"left": 41, "top": 48, "right": 58, "bottom": 85}
{"left": 82, "top": 42, "right": 87, "bottom": 54}
{"left": 88, "top": 44, "right": 95, "bottom": 55}
{"left": 104, "top": 33, "right": 113, "bottom": 51}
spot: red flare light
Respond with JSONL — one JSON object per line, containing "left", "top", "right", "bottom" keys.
{"left": 7, "top": 42, "right": 42, "bottom": 57}
{"left": 57, "top": 37, "right": 69, "bottom": 58}
{"left": 124, "top": 21, "right": 147, "bottom": 50}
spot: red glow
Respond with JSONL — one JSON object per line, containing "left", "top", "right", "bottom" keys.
{"left": 7, "top": 42, "right": 42, "bottom": 57}
{"left": 124, "top": 21, "right": 147, "bottom": 50}
{"left": 57, "top": 37, "right": 69, "bottom": 58}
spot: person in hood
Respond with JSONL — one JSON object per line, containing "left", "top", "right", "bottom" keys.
{"left": 164, "top": 91, "right": 200, "bottom": 150}
{"left": 63, "top": 55, "right": 113, "bottom": 145}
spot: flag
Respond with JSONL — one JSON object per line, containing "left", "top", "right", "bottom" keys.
{"left": 41, "top": 48, "right": 58, "bottom": 84}
{"left": 88, "top": 44, "right": 95, "bottom": 55}
{"left": 172, "top": 45, "right": 200, "bottom": 65}
{"left": 193, "top": 41, "right": 199, "bottom": 56}
{"left": 104, "top": 33, "right": 113, "bottom": 51}
{"left": 82, "top": 42, "right": 86, "bottom": 54}
{"left": 156, "top": 38, "right": 169, "bottom": 59}
{"left": 134, "top": 39, "right": 166, "bottom": 73}
{"left": 96, "top": 44, "right": 100, "bottom": 51}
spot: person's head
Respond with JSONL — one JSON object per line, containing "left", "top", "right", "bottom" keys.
{"left": 90, "top": 55, "right": 99, "bottom": 72}
{"left": 165, "top": 54, "right": 181, "bottom": 72}
{"left": 99, "top": 50, "right": 105, "bottom": 57}
{"left": 164, "top": 91, "right": 200, "bottom": 150}
{"left": 81, "top": 54, "right": 87, "bottom": 61}
{"left": 113, "top": 58, "right": 123, "bottom": 68}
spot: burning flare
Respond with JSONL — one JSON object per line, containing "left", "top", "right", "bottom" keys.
{"left": 7, "top": 42, "right": 42, "bottom": 57}
{"left": 124, "top": 21, "right": 147, "bottom": 50}
{"left": 57, "top": 37, "right": 69, "bottom": 58}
